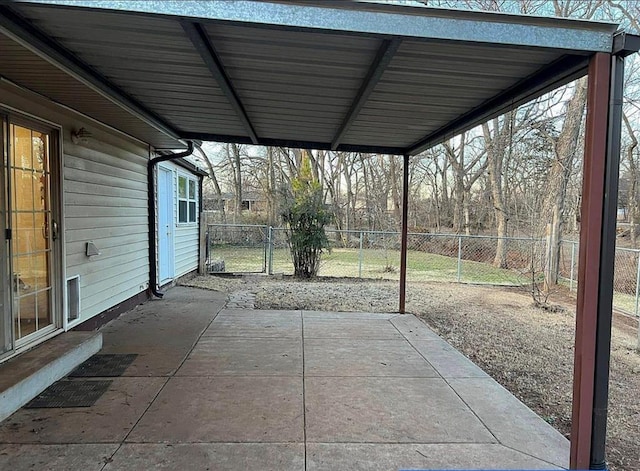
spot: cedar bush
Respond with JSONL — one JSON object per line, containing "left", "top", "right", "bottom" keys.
{"left": 281, "top": 157, "right": 332, "bottom": 278}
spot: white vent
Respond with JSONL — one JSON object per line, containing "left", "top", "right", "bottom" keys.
{"left": 66, "top": 276, "right": 80, "bottom": 322}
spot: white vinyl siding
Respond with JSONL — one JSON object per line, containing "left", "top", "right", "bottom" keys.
{"left": 174, "top": 225, "right": 198, "bottom": 277}
{"left": 64, "top": 137, "right": 149, "bottom": 321}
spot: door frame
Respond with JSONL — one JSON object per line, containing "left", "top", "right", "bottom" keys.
{"left": 157, "top": 165, "right": 175, "bottom": 285}
{"left": 1, "top": 109, "right": 65, "bottom": 359}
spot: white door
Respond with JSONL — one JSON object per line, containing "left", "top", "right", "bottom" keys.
{"left": 157, "top": 167, "right": 174, "bottom": 284}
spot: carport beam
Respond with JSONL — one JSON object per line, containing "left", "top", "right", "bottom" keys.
{"left": 181, "top": 21, "right": 259, "bottom": 145}
{"left": 331, "top": 39, "right": 401, "bottom": 150}
{"left": 399, "top": 154, "right": 409, "bottom": 314}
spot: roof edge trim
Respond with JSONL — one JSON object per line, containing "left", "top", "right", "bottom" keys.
{"left": 15, "top": 0, "right": 616, "bottom": 52}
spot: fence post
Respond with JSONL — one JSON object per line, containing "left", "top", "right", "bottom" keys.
{"left": 570, "top": 241, "right": 577, "bottom": 292}
{"left": 268, "top": 226, "right": 274, "bottom": 275}
{"left": 457, "top": 236, "right": 462, "bottom": 283}
{"left": 358, "top": 231, "right": 364, "bottom": 278}
{"left": 198, "top": 218, "right": 208, "bottom": 274}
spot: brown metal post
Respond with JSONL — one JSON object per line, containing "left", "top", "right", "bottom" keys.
{"left": 399, "top": 154, "right": 409, "bottom": 314}
{"left": 570, "top": 52, "right": 611, "bottom": 470}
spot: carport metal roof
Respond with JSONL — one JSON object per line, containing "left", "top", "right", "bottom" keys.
{"left": 0, "top": 0, "right": 635, "bottom": 154}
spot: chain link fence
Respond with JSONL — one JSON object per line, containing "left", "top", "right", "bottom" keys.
{"left": 205, "top": 224, "right": 640, "bottom": 317}
{"left": 559, "top": 240, "right": 640, "bottom": 316}
{"left": 206, "top": 224, "right": 541, "bottom": 284}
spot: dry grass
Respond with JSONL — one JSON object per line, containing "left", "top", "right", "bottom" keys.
{"left": 181, "top": 274, "right": 640, "bottom": 471}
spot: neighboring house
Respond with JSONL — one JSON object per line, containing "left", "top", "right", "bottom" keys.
{"left": 203, "top": 190, "right": 268, "bottom": 215}
{"left": 156, "top": 159, "right": 207, "bottom": 287}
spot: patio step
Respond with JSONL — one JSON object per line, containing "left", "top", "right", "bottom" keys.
{"left": 0, "top": 331, "right": 103, "bottom": 423}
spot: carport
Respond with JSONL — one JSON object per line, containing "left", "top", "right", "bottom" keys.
{"left": 0, "top": 1, "right": 638, "bottom": 468}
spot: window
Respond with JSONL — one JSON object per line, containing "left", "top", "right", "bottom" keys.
{"left": 177, "top": 174, "right": 198, "bottom": 223}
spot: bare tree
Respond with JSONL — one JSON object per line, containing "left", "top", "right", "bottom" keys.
{"left": 537, "top": 79, "right": 588, "bottom": 290}
{"left": 195, "top": 144, "right": 225, "bottom": 220}
{"left": 444, "top": 133, "right": 488, "bottom": 235}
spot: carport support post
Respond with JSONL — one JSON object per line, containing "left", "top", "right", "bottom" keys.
{"left": 399, "top": 154, "right": 409, "bottom": 314}
{"left": 570, "top": 52, "right": 624, "bottom": 470}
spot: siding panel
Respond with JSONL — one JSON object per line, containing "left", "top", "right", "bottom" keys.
{"left": 64, "top": 135, "right": 150, "bottom": 322}
{"left": 174, "top": 225, "right": 198, "bottom": 277}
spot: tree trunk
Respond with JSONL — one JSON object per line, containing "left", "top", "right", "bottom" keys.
{"left": 483, "top": 117, "right": 509, "bottom": 268}
{"left": 197, "top": 146, "right": 224, "bottom": 222}
{"left": 229, "top": 144, "right": 243, "bottom": 222}
{"left": 541, "top": 78, "right": 587, "bottom": 290}
{"left": 389, "top": 155, "right": 402, "bottom": 225}
{"left": 624, "top": 113, "right": 639, "bottom": 247}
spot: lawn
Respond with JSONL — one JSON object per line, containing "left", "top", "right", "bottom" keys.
{"left": 209, "top": 245, "right": 532, "bottom": 285}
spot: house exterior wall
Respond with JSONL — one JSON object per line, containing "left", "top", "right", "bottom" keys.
{"left": 157, "top": 161, "right": 199, "bottom": 280}
{"left": 1, "top": 82, "right": 151, "bottom": 330}
{"left": 64, "top": 136, "right": 149, "bottom": 322}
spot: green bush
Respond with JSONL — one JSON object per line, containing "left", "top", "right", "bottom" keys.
{"left": 281, "top": 156, "right": 332, "bottom": 278}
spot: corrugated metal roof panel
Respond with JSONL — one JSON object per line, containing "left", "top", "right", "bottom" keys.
{"left": 203, "top": 22, "right": 380, "bottom": 143}
{"left": 15, "top": 5, "right": 248, "bottom": 138}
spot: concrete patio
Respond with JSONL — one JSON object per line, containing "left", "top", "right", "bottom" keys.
{"left": 0, "top": 286, "right": 569, "bottom": 470}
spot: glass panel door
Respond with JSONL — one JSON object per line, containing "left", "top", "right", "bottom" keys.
{"left": 9, "top": 123, "right": 55, "bottom": 344}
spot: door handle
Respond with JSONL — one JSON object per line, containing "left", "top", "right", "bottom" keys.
{"left": 51, "top": 220, "right": 59, "bottom": 241}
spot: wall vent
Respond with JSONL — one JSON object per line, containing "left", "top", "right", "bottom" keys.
{"left": 66, "top": 276, "right": 80, "bottom": 322}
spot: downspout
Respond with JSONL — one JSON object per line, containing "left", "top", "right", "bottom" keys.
{"left": 147, "top": 141, "right": 194, "bottom": 298}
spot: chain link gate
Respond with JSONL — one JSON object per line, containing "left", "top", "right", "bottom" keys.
{"left": 206, "top": 224, "right": 269, "bottom": 274}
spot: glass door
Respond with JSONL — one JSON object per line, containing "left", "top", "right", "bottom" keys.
{"left": 8, "top": 121, "right": 58, "bottom": 346}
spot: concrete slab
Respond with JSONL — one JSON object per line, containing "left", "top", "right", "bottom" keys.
{"left": 127, "top": 376, "right": 303, "bottom": 443}
{"left": 409, "top": 339, "right": 489, "bottom": 378}
{"left": 306, "top": 443, "right": 562, "bottom": 470}
{"left": 448, "top": 377, "right": 569, "bottom": 468}
{"left": 390, "top": 314, "right": 442, "bottom": 341}
{"left": 0, "top": 288, "right": 575, "bottom": 470}
{"left": 0, "top": 443, "right": 118, "bottom": 471}
{"left": 0, "top": 377, "right": 166, "bottom": 443}
{"left": 303, "top": 311, "right": 397, "bottom": 320}
{"left": 303, "top": 318, "right": 403, "bottom": 339}
{"left": 217, "top": 309, "right": 301, "bottom": 318}
{"left": 204, "top": 315, "right": 301, "bottom": 338}
{"left": 97, "top": 286, "right": 227, "bottom": 377}
{"left": 177, "top": 337, "right": 302, "bottom": 376}
{"left": 304, "top": 339, "right": 438, "bottom": 377}
{"left": 0, "top": 332, "right": 102, "bottom": 423}
{"left": 103, "top": 443, "right": 304, "bottom": 471}
{"left": 305, "top": 377, "right": 495, "bottom": 443}
{"left": 100, "top": 289, "right": 224, "bottom": 350}
{"left": 98, "top": 345, "right": 191, "bottom": 377}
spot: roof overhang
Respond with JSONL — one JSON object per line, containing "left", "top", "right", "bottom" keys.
{"left": 0, "top": 0, "right": 636, "bottom": 155}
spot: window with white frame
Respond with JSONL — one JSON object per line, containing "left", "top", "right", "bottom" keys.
{"left": 177, "top": 174, "right": 198, "bottom": 224}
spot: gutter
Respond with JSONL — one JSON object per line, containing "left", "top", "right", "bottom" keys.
{"left": 147, "top": 141, "right": 194, "bottom": 298}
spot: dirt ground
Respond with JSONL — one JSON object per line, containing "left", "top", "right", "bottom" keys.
{"left": 181, "top": 274, "right": 640, "bottom": 471}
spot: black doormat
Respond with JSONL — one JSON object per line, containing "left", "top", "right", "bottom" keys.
{"left": 68, "top": 353, "right": 138, "bottom": 377}
{"left": 25, "top": 379, "right": 112, "bottom": 408}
